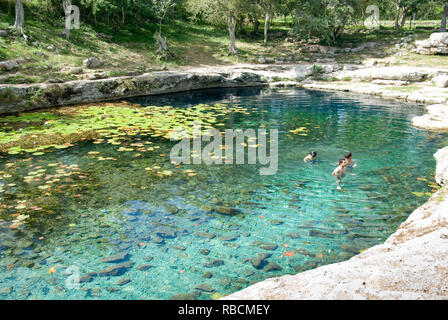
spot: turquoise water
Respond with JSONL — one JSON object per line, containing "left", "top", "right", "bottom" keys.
{"left": 0, "top": 87, "right": 447, "bottom": 299}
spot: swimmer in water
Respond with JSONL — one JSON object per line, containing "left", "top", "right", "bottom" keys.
{"left": 344, "top": 152, "right": 357, "bottom": 169}
{"left": 303, "top": 151, "right": 317, "bottom": 163}
{"left": 332, "top": 158, "right": 348, "bottom": 189}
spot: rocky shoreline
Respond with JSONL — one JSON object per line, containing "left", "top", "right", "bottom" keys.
{"left": 1, "top": 62, "right": 448, "bottom": 299}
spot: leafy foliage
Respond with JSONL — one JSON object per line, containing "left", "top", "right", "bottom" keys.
{"left": 290, "top": 0, "right": 359, "bottom": 45}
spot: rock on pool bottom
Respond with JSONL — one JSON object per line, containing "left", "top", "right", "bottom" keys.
{"left": 0, "top": 87, "right": 447, "bottom": 300}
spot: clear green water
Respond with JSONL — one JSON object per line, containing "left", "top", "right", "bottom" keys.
{"left": 0, "top": 87, "right": 447, "bottom": 300}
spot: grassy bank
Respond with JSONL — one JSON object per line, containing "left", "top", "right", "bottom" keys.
{"left": 0, "top": 13, "right": 444, "bottom": 85}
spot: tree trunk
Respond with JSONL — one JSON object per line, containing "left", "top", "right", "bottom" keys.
{"left": 14, "top": 0, "right": 26, "bottom": 40}
{"left": 252, "top": 18, "right": 259, "bottom": 34}
{"left": 441, "top": 1, "right": 448, "bottom": 32}
{"left": 264, "top": 12, "right": 270, "bottom": 45}
{"left": 399, "top": 8, "right": 408, "bottom": 28}
{"left": 394, "top": 3, "right": 400, "bottom": 29}
{"left": 227, "top": 15, "right": 237, "bottom": 55}
{"left": 155, "top": 33, "right": 168, "bottom": 54}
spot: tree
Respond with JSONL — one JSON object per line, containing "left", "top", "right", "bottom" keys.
{"left": 259, "top": 0, "right": 282, "bottom": 45}
{"left": 440, "top": 0, "right": 448, "bottom": 31}
{"left": 152, "top": 0, "right": 176, "bottom": 57}
{"left": 291, "top": 0, "right": 358, "bottom": 45}
{"left": 14, "top": 0, "right": 27, "bottom": 40}
{"left": 394, "top": 0, "right": 429, "bottom": 29}
{"left": 186, "top": 0, "right": 245, "bottom": 54}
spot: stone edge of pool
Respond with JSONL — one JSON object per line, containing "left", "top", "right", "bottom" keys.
{"left": 1, "top": 63, "right": 448, "bottom": 299}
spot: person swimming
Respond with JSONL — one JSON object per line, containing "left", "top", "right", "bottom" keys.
{"left": 303, "top": 151, "right": 317, "bottom": 163}
{"left": 332, "top": 158, "right": 347, "bottom": 189}
{"left": 344, "top": 152, "right": 357, "bottom": 171}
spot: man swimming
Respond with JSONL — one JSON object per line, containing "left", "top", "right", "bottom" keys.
{"left": 332, "top": 158, "right": 347, "bottom": 189}
{"left": 303, "top": 151, "right": 317, "bottom": 163}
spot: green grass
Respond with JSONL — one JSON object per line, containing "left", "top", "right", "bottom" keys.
{"left": 385, "top": 85, "right": 422, "bottom": 92}
{"left": 0, "top": 13, "right": 447, "bottom": 85}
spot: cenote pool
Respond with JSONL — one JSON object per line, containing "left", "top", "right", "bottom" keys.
{"left": 0, "top": 87, "right": 447, "bottom": 299}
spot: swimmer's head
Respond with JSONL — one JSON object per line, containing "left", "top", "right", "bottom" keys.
{"left": 339, "top": 158, "right": 346, "bottom": 165}
{"left": 310, "top": 151, "right": 317, "bottom": 158}
{"left": 344, "top": 152, "right": 352, "bottom": 160}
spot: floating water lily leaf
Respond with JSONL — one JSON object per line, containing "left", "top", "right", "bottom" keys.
{"left": 411, "top": 192, "right": 425, "bottom": 197}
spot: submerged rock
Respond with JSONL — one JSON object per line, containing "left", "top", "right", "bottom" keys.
{"left": 79, "top": 272, "right": 98, "bottom": 283}
{"left": 169, "top": 293, "right": 197, "bottom": 300}
{"left": 196, "top": 232, "right": 216, "bottom": 239}
{"left": 200, "top": 249, "right": 210, "bottom": 255}
{"left": 100, "top": 251, "right": 129, "bottom": 263}
{"left": 98, "top": 261, "right": 134, "bottom": 277}
{"left": 236, "top": 278, "right": 249, "bottom": 284}
{"left": 286, "top": 232, "right": 301, "bottom": 239}
{"left": 144, "top": 255, "right": 154, "bottom": 262}
{"left": 195, "top": 283, "right": 215, "bottom": 292}
{"left": 115, "top": 278, "right": 131, "bottom": 286}
{"left": 0, "top": 287, "right": 12, "bottom": 295}
{"left": 263, "top": 262, "right": 282, "bottom": 272}
{"left": 250, "top": 253, "right": 271, "bottom": 269}
{"left": 136, "top": 264, "right": 153, "bottom": 271}
{"left": 156, "top": 228, "right": 177, "bottom": 239}
{"left": 203, "top": 259, "right": 224, "bottom": 268}
{"left": 152, "top": 236, "right": 165, "bottom": 244}
{"left": 172, "top": 244, "right": 187, "bottom": 251}
{"left": 212, "top": 206, "right": 242, "bottom": 216}
{"left": 259, "top": 243, "right": 278, "bottom": 251}
{"left": 219, "top": 234, "right": 239, "bottom": 241}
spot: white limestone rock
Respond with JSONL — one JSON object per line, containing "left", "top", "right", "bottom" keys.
{"left": 83, "top": 57, "right": 102, "bottom": 69}
{"left": 432, "top": 75, "right": 448, "bottom": 88}
{"left": 412, "top": 104, "right": 448, "bottom": 131}
{"left": 435, "top": 147, "right": 448, "bottom": 185}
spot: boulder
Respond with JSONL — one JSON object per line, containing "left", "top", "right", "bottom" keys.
{"left": 412, "top": 104, "right": 448, "bottom": 131}
{"left": 435, "top": 147, "right": 448, "bottom": 185}
{"left": 88, "top": 72, "right": 108, "bottom": 80}
{"left": 83, "top": 57, "right": 102, "bottom": 68}
{"left": 430, "top": 32, "right": 448, "bottom": 46}
{"left": 432, "top": 75, "right": 448, "bottom": 88}
{"left": 0, "top": 30, "right": 8, "bottom": 37}
{"left": 0, "top": 60, "right": 19, "bottom": 72}
{"left": 414, "top": 32, "right": 448, "bottom": 55}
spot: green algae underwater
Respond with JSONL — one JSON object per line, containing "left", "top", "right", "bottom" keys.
{"left": 0, "top": 87, "right": 446, "bottom": 300}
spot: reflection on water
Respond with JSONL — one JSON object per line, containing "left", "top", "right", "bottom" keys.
{"left": 0, "top": 88, "right": 447, "bottom": 300}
